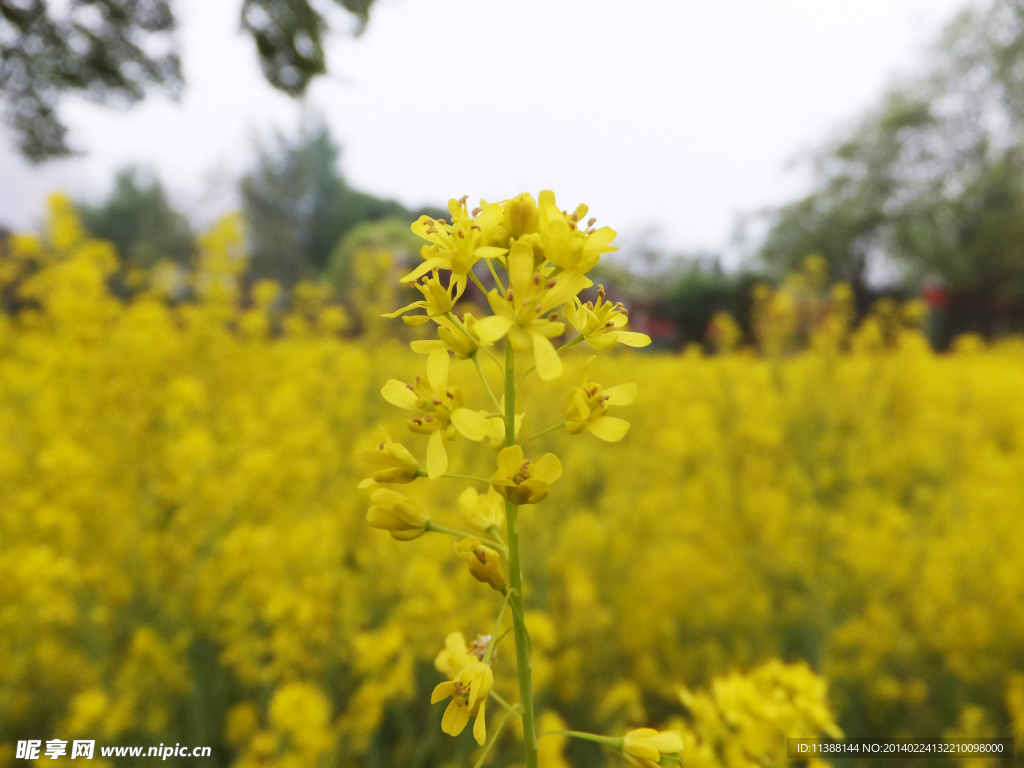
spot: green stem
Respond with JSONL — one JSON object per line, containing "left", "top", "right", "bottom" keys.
{"left": 488, "top": 524, "right": 506, "bottom": 546}
{"left": 445, "top": 311, "right": 501, "bottom": 366}
{"left": 520, "top": 421, "right": 565, "bottom": 446}
{"left": 472, "top": 703, "right": 517, "bottom": 768}
{"left": 504, "top": 338, "right": 539, "bottom": 768}
{"left": 489, "top": 690, "right": 522, "bottom": 720}
{"left": 424, "top": 521, "right": 508, "bottom": 556}
{"left": 544, "top": 730, "right": 624, "bottom": 749}
{"left": 473, "top": 353, "right": 503, "bottom": 413}
{"left": 486, "top": 258, "right": 507, "bottom": 298}
{"left": 484, "top": 590, "right": 513, "bottom": 664}
{"left": 440, "top": 472, "right": 492, "bottom": 483}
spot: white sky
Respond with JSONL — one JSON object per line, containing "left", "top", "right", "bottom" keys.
{"left": 0, "top": 0, "right": 974, "bottom": 258}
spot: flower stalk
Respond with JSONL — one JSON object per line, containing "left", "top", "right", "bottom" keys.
{"left": 361, "top": 191, "right": 653, "bottom": 766}
{"left": 503, "top": 337, "right": 540, "bottom": 768}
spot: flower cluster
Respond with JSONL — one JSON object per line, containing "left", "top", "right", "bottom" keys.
{"left": 361, "top": 191, "right": 659, "bottom": 763}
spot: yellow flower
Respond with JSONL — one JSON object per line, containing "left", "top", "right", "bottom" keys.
{"left": 565, "top": 358, "right": 636, "bottom": 442}
{"left": 357, "top": 430, "right": 420, "bottom": 488}
{"left": 474, "top": 239, "right": 591, "bottom": 381}
{"left": 434, "top": 632, "right": 478, "bottom": 679}
{"left": 536, "top": 189, "right": 618, "bottom": 274}
{"left": 490, "top": 445, "right": 562, "bottom": 505}
{"left": 364, "top": 488, "right": 430, "bottom": 541}
{"left": 454, "top": 537, "right": 507, "bottom": 591}
{"left": 565, "top": 286, "right": 651, "bottom": 350}
{"left": 406, "top": 199, "right": 508, "bottom": 298}
{"left": 431, "top": 661, "right": 494, "bottom": 745}
{"left": 484, "top": 400, "right": 523, "bottom": 449}
{"left": 410, "top": 313, "right": 487, "bottom": 359}
{"left": 382, "top": 268, "right": 453, "bottom": 325}
{"left": 380, "top": 349, "right": 490, "bottom": 477}
{"left": 501, "top": 192, "right": 541, "bottom": 240}
{"left": 458, "top": 486, "right": 506, "bottom": 531}
{"left": 621, "top": 729, "right": 684, "bottom": 768}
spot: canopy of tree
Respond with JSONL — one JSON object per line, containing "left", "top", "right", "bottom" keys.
{"left": 758, "top": 0, "right": 1024, "bottom": 314}
{"left": 0, "top": 0, "right": 376, "bottom": 162}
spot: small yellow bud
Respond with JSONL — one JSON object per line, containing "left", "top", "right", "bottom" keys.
{"left": 457, "top": 486, "right": 505, "bottom": 531}
{"left": 357, "top": 432, "right": 419, "bottom": 488}
{"left": 365, "top": 488, "right": 430, "bottom": 541}
{"left": 622, "top": 729, "right": 683, "bottom": 768}
{"left": 434, "top": 632, "right": 477, "bottom": 679}
{"left": 454, "top": 537, "right": 507, "bottom": 591}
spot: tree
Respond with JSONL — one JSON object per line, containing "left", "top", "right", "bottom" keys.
{"left": 239, "top": 120, "right": 443, "bottom": 289}
{"left": 77, "top": 167, "right": 195, "bottom": 268}
{"left": 0, "top": 0, "right": 377, "bottom": 162}
{"left": 757, "top": 0, "right": 1024, "bottom": 315}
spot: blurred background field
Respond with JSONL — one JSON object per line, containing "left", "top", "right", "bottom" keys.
{"left": 4, "top": 0, "right": 1024, "bottom": 766}
{"left": 0, "top": 203, "right": 1022, "bottom": 767}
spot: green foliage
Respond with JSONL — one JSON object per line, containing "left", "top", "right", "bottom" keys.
{"left": 239, "top": 120, "right": 442, "bottom": 289}
{"left": 663, "top": 263, "right": 759, "bottom": 347}
{"left": 77, "top": 168, "right": 195, "bottom": 269}
{"left": 758, "top": 0, "right": 1024, "bottom": 305}
{"left": 0, "top": 0, "right": 378, "bottom": 162}
{"left": 241, "top": 0, "right": 374, "bottom": 96}
{"left": 0, "top": 0, "right": 182, "bottom": 162}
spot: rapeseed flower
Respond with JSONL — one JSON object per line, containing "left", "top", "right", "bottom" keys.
{"left": 357, "top": 430, "right": 419, "bottom": 488}
{"left": 622, "top": 729, "right": 684, "bottom": 768}
{"left": 565, "top": 359, "right": 637, "bottom": 442}
{"left": 382, "top": 268, "right": 454, "bottom": 325}
{"left": 475, "top": 239, "right": 591, "bottom": 380}
{"left": 454, "top": 537, "right": 507, "bottom": 591}
{"left": 407, "top": 199, "right": 508, "bottom": 298}
{"left": 431, "top": 661, "right": 494, "bottom": 745}
{"left": 381, "top": 349, "right": 489, "bottom": 476}
{"left": 490, "top": 445, "right": 562, "bottom": 505}
{"left": 565, "top": 286, "right": 651, "bottom": 350}
{"left": 364, "top": 488, "right": 430, "bottom": 540}
{"left": 458, "top": 486, "right": 505, "bottom": 531}
{"left": 434, "top": 632, "right": 478, "bottom": 679}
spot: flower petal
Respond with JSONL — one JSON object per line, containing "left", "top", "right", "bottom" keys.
{"left": 410, "top": 339, "right": 446, "bottom": 354}
{"left": 532, "top": 332, "right": 563, "bottom": 381}
{"left": 473, "top": 701, "right": 487, "bottom": 746}
{"left": 532, "top": 453, "right": 562, "bottom": 483}
{"left": 427, "top": 430, "right": 448, "bottom": 478}
{"left": 540, "top": 269, "right": 592, "bottom": 314}
{"left": 475, "top": 315, "right": 513, "bottom": 344}
{"left": 496, "top": 445, "right": 524, "bottom": 477}
{"left": 427, "top": 349, "right": 449, "bottom": 393}
{"left": 431, "top": 681, "right": 457, "bottom": 704}
{"left": 381, "top": 380, "right": 418, "bottom": 409}
{"left": 602, "top": 383, "right": 637, "bottom": 406}
{"left": 611, "top": 331, "right": 651, "bottom": 348}
{"left": 441, "top": 700, "right": 470, "bottom": 736}
{"left": 381, "top": 300, "right": 425, "bottom": 318}
{"left": 474, "top": 246, "right": 508, "bottom": 260}
{"left": 508, "top": 240, "right": 535, "bottom": 297}
{"left": 400, "top": 257, "right": 446, "bottom": 283}
{"left": 588, "top": 415, "right": 631, "bottom": 442}
{"left": 451, "top": 408, "right": 488, "bottom": 441}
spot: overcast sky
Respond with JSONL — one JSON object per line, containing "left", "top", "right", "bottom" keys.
{"left": 0, "top": 0, "right": 974, "bottom": 258}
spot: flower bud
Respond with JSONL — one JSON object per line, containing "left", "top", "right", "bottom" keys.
{"left": 622, "top": 728, "right": 683, "bottom": 768}
{"left": 454, "top": 537, "right": 507, "bottom": 591}
{"left": 365, "top": 488, "right": 430, "bottom": 541}
{"left": 458, "top": 486, "right": 505, "bottom": 531}
{"left": 357, "top": 435, "right": 419, "bottom": 488}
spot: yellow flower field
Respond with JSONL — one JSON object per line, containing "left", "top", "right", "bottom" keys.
{"left": 0, "top": 200, "right": 1022, "bottom": 767}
